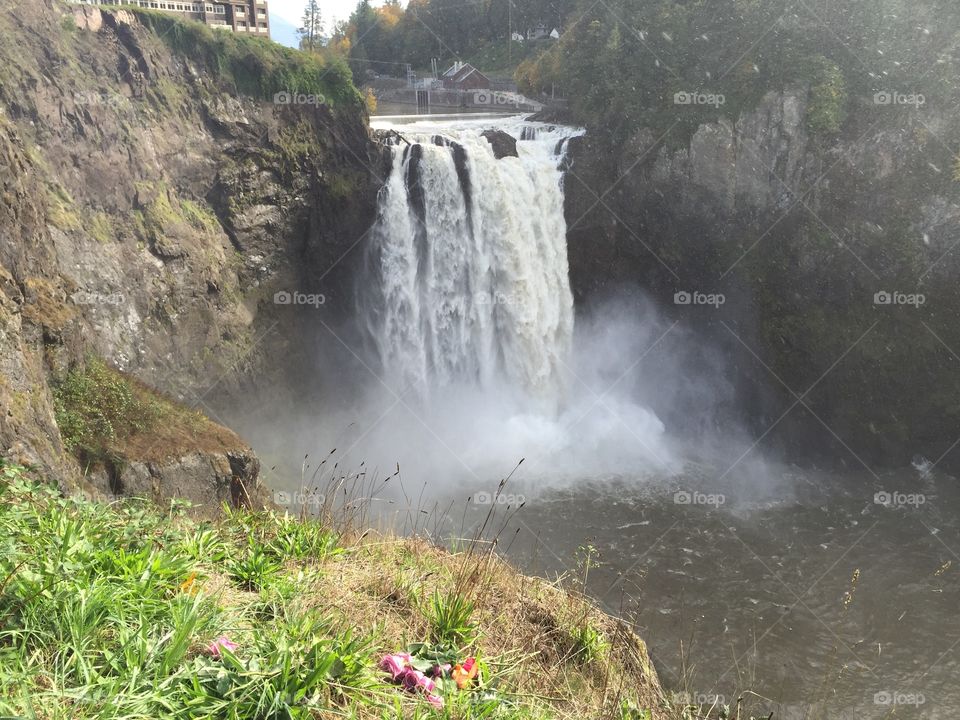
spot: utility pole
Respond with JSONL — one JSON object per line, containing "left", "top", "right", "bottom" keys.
{"left": 508, "top": 0, "right": 512, "bottom": 65}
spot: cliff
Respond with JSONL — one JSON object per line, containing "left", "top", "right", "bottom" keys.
{"left": 565, "top": 88, "right": 960, "bottom": 468}
{"left": 0, "top": 0, "right": 380, "bottom": 503}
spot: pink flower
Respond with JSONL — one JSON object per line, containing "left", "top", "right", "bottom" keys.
{"left": 379, "top": 653, "right": 412, "bottom": 681}
{"left": 401, "top": 668, "right": 436, "bottom": 694}
{"left": 431, "top": 663, "right": 452, "bottom": 678}
{"left": 420, "top": 674, "right": 436, "bottom": 693}
{"left": 207, "top": 635, "right": 238, "bottom": 658}
{"left": 380, "top": 652, "right": 443, "bottom": 708}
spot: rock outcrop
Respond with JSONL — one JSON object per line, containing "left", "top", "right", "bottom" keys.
{"left": 0, "top": 0, "right": 380, "bottom": 502}
{"left": 481, "top": 129, "right": 519, "bottom": 159}
{"left": 564, "top": 88, "right": 960, "bottom": 468}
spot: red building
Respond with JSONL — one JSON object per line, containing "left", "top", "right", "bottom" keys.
{"left": 441, "top": 62, "right": 491, "bottom": 91}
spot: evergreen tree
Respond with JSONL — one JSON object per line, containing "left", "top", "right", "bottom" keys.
{"left": 299, "top": 0, "right": 324, "bottom": 52}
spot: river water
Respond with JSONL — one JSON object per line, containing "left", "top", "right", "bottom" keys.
{"left": 308, "top": 114, "right": 960, "bottom": 719}
{"left": 462, "top": 465, "right": 959, "bottom": 719}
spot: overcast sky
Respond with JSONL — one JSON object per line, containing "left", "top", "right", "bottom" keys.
{"left": 271, "top": 0, "right": 361, "bottom": 29}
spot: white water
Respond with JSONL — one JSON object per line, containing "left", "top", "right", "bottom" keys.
{"left": 367, "top": 116, "right": 578, "bottom": 410}
{"left": 329, "top": 115, "right": 678, "bottom": 485}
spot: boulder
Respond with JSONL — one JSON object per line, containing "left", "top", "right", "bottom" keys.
{"left": 481, "top": 129, "right": 518, "bottom": 159}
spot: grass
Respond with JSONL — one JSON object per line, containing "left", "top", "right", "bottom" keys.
{"left": 0, "top": 458, "right": 670, "bottom": 719}
{"left": 426, "top": 589, "right": 477, "bottom": 648}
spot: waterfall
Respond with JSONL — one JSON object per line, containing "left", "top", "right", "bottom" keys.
{"left": 365, "top": 118, "right": 582, "bottom": 409}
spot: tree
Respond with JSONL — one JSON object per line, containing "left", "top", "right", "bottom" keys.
{"left": 299, "top": 0, "right": 324, "bottom": 52}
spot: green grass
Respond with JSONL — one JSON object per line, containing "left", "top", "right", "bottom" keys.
{"left": 569, "top": 621, "right": 609, "bottom": 665}
{"left": 52, "top": 357, "right": 238, "bottom": 473}
{"left": 0, "top": 458, "right": 670, "bottom": 719}
{"left": 425, "top": 589, "right": 477, "bottom": 649}
{"left": 0, "top": 458, "right": 376, "bottom": 719}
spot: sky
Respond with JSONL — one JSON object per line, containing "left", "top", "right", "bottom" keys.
{"left": 270, "top": 0, "right": 360, "bottom": 30}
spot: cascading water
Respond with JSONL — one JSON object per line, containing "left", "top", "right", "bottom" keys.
{"left": 347, "top": 114, "right": 671, "bottom": 479}
{"left": 365, "top": 116, "right": 583, "bottom": 410}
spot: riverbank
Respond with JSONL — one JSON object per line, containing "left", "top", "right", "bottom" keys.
{"left": 0, "top": 459, "right": 671, "bottom": 719}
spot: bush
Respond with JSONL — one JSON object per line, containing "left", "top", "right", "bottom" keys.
{"left": 52, "top": 358, "right": 162, "bottom": 466}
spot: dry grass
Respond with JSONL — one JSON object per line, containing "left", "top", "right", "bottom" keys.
{"left": 289, "top": 531, "right": 668, "bottom": 719}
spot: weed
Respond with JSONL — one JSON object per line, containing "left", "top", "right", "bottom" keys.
{"left": 226, "top": 537, "right": 283, "bottom": 592}
{"left": 570, "top": 620, "right": 609, "bottom": 665}
{"left": 270, "top": 511, "right": 342, "bottom": 560}
{"left": 426, "top": 589, "right": 478, "bottom": 649}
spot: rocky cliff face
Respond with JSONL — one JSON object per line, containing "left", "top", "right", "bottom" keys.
{"left": 0, "top": 0, "right": 380, "bottom": 502}
{"left": 565, "top": 89, "right": 960, "bottom": 468}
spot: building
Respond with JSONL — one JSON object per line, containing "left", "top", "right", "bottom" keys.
{"left": 526, "top": 23, "right": 548, "bottom": 40}
{"left": 525, "top": 23, "right": 559, "bottom": 40}
{"left": 440, "top": 62, "right": 491, "bottom": 92}
{"left": 68, "top": 0, "right": 270, "bottom": 38}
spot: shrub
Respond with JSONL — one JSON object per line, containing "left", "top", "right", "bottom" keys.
{"left": 52, "top": 358, "right": 162, "bottom": 466}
